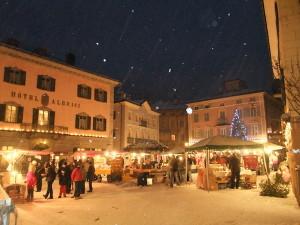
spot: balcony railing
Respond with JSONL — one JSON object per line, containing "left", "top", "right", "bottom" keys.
{"left": 20, "top": 123, "right": 68, "bottom": 133}
{"left": 139, "top": 120, "right": 148, "bottom": 127}
{"left": 216, "top": 118, "right": 230, "bottom": 126}
{"left": 127, "top": 137, "right": 154, "bottom": 144}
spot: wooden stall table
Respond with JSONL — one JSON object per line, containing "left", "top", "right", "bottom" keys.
{"left": 130, "top": 168, "right": 167, "bottom": 185}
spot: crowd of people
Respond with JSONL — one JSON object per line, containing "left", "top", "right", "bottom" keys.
{"left": 25, "top": 159, "right": 95, "bottom": 201}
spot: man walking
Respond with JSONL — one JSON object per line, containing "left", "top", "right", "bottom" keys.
{"left": 87, "top": 161, "right": 95, "bottom": 192}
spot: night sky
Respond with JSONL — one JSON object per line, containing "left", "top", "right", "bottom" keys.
{"left": 0, "top": 0, "right": 273, "bottom": 102}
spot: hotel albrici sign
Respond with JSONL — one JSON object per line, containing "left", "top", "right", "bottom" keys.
{"left": 11, "top": 91, "right": 80, "bottom": 108}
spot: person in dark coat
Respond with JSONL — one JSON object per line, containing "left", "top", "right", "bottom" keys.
{"left": 35, "top": 162, "right": 44, "bottom": 192}
{"left": 229, "top": 153, "right": 241, "bottom": 189}
{"left": 43, "top": 162, "right": 56, "bottom": 199}
{"left": 86, "top": 161, "right": 95, "bottom": 192}
{"left": 168, "top": 155, "right": 180, "bottom": 188}
{"left": 58, "top": 162, "right": 67, "bottom": 198}
{"left": 65, "top": 162, "right": 72, "bottom": 194}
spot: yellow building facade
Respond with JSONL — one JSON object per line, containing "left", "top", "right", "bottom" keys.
{"left": 0, "top": 43, "right": 119, "bottom": 153}
{"left": 113, "top": 100, "right": 160, "bottom": 150}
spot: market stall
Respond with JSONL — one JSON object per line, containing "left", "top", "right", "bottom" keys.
{"left": 72, "top": 150, "right": 124, "bottom": 182}
{"left": 186, "top": 135, "right": 264, "bottom": 191}
{"left": 123, "top": 141, "right": 168, "bottom": 185}
{"left": 0, "top": 149, "right": 51, "bottom": 204}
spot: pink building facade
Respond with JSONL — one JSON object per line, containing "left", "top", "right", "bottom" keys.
{"left": 0, "top": 43, "right": 119, "bottom": 153}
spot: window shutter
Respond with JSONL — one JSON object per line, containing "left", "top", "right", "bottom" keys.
{"left": 77, "top": 85, "right": 81, "bottom": 97}
{"left": 49, "top": 111, "right": 55, "bottom": 130}
{"left": 94, "top": 89, "right": 99, "bottom": 101}
{"left": 257, "top": 107, "right": 261, "bottom": 116}
{"left": 17, "top": 106, "right": 24, "bottom": 123}
{"left": 0, "top": 104, "right": 6, "bottom": 121}
{"left": 88, "top": 87, "right": 92, "bottom": 99}
{"left": 37, "top": 75, "right": 42, "bottom": 89}
{"left": 87, "top": 116, "right": 91, "bottom": 130}
{"left": 103, "top": 91, "right": 107, "bottom": 102}
{"left": 75, "top": 115, "right": 79, "bottom": 128}
{"left": 103, "top": 119, "right": 107, "bottom": 131}
{"left": 20, "top": 70, "right": 26, "bottom": 85}
{"left": 32, "top": 108, "right": 39, "bottom": 129}
{"left": 51, "top": 78, "right": 56, "bottom": 91}
{"left": 4, "top": 67, "right": 10, "bottom": 82}
{"left": 93, "top": 117, "right": 96, "bottom": 130}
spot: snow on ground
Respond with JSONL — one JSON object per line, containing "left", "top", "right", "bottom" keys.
{"left": 13, "top": 181, "right": 300, "bottom": 225}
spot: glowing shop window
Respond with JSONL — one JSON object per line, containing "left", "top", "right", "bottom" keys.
{"left": 38, "top": 110, "right": 49, "bottom": 126}
{"left": 5, "top": 105, "right": 17, "bottom": 122}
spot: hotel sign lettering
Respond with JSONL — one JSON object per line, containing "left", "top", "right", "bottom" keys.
{"left": 11, "top": 91, "right": 80, "bottom": 108}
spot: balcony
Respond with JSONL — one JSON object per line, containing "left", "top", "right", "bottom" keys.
{"left": 216, "top": 118, "right": 230, "bottom": 126}
{"left": 139, "top": 120, "right": 148, "bottom": 127}
{"left": 127, "top": 137, "right": 154, "bottom": 144}
{"left": 20, "top": 123, "right": 68, "bottom": 133}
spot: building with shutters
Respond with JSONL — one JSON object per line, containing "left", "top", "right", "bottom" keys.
{"left": 0, "top": 42, "right": 119, "bottom": 153}
{"left": 186, "top": 91, "right": 282, "bottom": 145}
{"left": 113, "top": 100, "right": 160, "bottom": 150}
{"left": 157, "top": 103, "right": 189, "bottom": 149}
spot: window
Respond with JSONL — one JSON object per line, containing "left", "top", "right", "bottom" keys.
{"left": 113, "top": 111, "right": 116, "bottom": 120}
{"left": 249, "top": 97, "right": 256, "bottom": 102}
{"left": 38, "top": 110, "right": 49, "bottom": 126}
{"left": 32, "top": 108, "right": 55, "bottom": 129}
{"left": 128, "top": 112, "right": 131, "bottom": 120}
{"left": 194, "top": 106, "right": 199, "bottom": 110}
{"left": 4, "top": 67, "right": 26, "bottom": 85}
{"left": 113, "top": 129, "right": 117, "bottom": 138}
{"left": 251, "top": 124, "right": 260, "bottom": 136}
{"left": 179, "top": 120, "right": 184, "bottom": 127}
{"left": 219, "top": 128, "right": 227, "bottom": 136}
{"left": 5, "top": 105, "right": 17, "bottom": 122}
{"left": 37, "top": 75, "right": 55, "bottom": 91}
{"left": 220, "top": 103, "right": 224, "bottom": 106}
{"left": 94, "top": 88, "right": 107, "bottom": 102}
{"left": 171, "top": 134, "right": 176, "bottom": 141}
{"left": 75, "top": 114, "right": 91, "bottom": 130}
{"left": 0, "top": 104, "right": 23, "bottom": 123}
{"left": 236, "top": 99, "right": 242, "bottom": 104}
{"left": 250, "top": 107, "right": 257, "bottom": 117}
{"left": 219, "top": 111, "right": 225, "bottom": 120}
{"left": 93, "top": 117, "right": 106, "bottom": 131}
{"left": 193, "top": 113, "right": 199, "bottom": 123}
{"left": 77, "top": 85, "right": 91, "bottom": 99}
{"left": 204, "top": 112, "right": 209, "bottom": 121}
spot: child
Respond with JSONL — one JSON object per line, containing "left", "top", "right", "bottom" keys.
{"left": 58, "top": 163, "right": 67, "bottom": 198}
{"left": 26, "top": 164, "right": 37, "bottom": 201}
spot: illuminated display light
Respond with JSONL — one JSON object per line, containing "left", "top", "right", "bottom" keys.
{"left": 0, "top": 127, "right": 107, "bottom": 138}
{"left": 230, "top": 109, "right": 247, "bottom": 140}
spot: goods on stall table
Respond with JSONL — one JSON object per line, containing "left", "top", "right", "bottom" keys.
{"left": 94, "top": 156, "right": 111, "bottom": 182}
{"left": 108, "top": 157, "right": 124, "bottom": 182}
{"left": 4, "top": 184, "right": 26, "bottom": 203}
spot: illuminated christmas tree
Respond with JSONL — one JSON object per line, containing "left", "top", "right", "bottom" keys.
{"left": 230, "top": 109, "right": 247, "bottom": 140}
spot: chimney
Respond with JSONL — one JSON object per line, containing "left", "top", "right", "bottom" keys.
{"left": 33, "top": 47, "right": 48, "bottom": 56}
{"left": 65, "top": 53, "right": 76, "bottom": 66}
{"left": 4, "top": 38, "right": 20, "bottom": 47}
